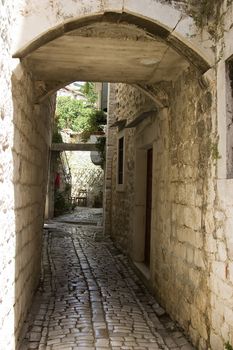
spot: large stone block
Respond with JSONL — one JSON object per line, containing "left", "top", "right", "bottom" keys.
{"left": 183, "top": 206, "right": 202, "bottom": 231}
{"left": 210, "top": 331, "right": 224, "bottom": 350}
{"left": 212, "top": 261, "right": 226, "bottom": 280}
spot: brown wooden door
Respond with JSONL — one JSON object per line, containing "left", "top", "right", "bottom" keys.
{"left": 144, "top": 148, "right": 153, "bottom": 266}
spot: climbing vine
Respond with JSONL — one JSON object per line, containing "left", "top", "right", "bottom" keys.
{"left": 187, "top": 0, "right": 224, "bottom": 30}
{"left": 164, "top": 0, "right": 232, "bottom": 40}
{"left": 225, "top": 341, "right": 233, "bottom": 350}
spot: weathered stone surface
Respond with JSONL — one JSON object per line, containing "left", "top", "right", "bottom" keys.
{"left": 1, "top": 1, "right": 233, "bottom": 349}
{"left": 20, "top": 210, "right": 194, "bottom": 350}
{"left": 106, "top": 64, "right": 217, "bottom": 349}
{"left": 0, "top": 4, "right": 55, "bottom": 347}
{"left": 65, "top": 151, "right": 104, "bottom": 208}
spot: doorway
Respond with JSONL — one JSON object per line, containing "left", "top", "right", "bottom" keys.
{"left": 144, "top": 148, "right": 153, "bottom": 266}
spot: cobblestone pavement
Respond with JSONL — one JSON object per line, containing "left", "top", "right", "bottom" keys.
{"left": 20, "top": 208, "right": 194, "bottom": 350}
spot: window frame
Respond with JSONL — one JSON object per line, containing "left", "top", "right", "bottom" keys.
{"left": 116, "top": 130, "right": 125, "bottom": 191}
{"left": 226, "top": 55, "right": 233, "bottom": 178}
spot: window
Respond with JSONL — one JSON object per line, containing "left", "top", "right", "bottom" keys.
{"left": 118, "top": 136, "right": 124, "bottom": 185}
{"left": 226, "top": 56, "right": 233, "bottom": 178}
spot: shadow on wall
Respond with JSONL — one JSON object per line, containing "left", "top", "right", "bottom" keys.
{"left": 11, "top": 64, "right": 55, "bottom": 347}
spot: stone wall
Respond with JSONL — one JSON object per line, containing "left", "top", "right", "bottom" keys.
{"left": 1, "top": 1, "right": 232, "bottom": 350}
{"left": 209, "top": 2, "right": 233, "bottom": 348}
{"left": 107, "top": 66, "right": 218, "bottom": 349}
{"left": 67, "top": 151, "right": 104, "bottom": 208}
{"left": 109, "top": 83, "right": 155, "bottom": 250}
{"left": 104, "top": 84, "right": 118, "bottom": 235}
{"left": 0, "top": 2, "right": 55, "bottom": 347}
{"left": 12, "top": 68, "right": 55, "bottom": 345}
{"left": 0, "top": 2, "right": 18, "bottom": 349}
{"left": 150, "top": 68, "right": 216, "bottom": 350}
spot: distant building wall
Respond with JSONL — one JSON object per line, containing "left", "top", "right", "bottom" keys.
{"left": 67, "top": 150, "right": 104, "bottom": 208}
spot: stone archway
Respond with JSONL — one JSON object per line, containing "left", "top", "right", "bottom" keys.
{"left": 14, "top": 9, "right": 212, "bottom": 104}
{"left": 7, "top": 2, "right": 216, "bottom": 349}
{"left": 13, "top": 0, "right": 214, "bottom": 65}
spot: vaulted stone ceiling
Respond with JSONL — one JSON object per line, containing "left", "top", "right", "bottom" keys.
{"left": 19, "top": 22, "right": 190, "bottom": 85}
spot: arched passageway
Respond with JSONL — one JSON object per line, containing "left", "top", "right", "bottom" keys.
{"left": 13, "top": 10, "right": 212, "bottom": 103}
{"left": 2, "top": 2, "right": 221, "bottom": 349}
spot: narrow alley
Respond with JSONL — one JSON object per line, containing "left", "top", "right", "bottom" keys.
{"left": 20, "top": 208, "right": 193, "bottom": 350}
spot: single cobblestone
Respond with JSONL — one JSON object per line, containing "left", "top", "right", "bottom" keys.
{"left": 19, "top": 209, "right": 195, "bottom": 350}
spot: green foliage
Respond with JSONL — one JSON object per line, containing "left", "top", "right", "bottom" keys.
{"left": 186, "top": 0, "right": 232, "bottom": 39}
{"left": 56, "top": 96, "right": 93, "bottom": 132}
{"left": 56, "top": 83, "right": 107, "bottom": 166}
{"left": 211, "top": 142, "right": 221, "bottom": 160}
{"left": 52, "top": 129, "right": 63, "bottom": 143}
{"left": 225, "top": 342, "right": 233, "bottom": 350}
{"left": 80, "top": 82, "right": 97, "bottom": 105}
{"left": 94, "top": 110, "right": 107, "bottom": 125}
{"left": 188, "top": 0, "right": 221, "bottom": 27}
{"left": 56, "top": 95, "right": 106, "bottom": 142}
{"left": 54, "top": 184, "right": 73, "bottom": 216}
{"left": 80, "top": 109, "right": 106, "bottom": 142}
{"left": 54, "top": 191, "right": 67, "bottom": 216}
{"left": 64, "top": 183, "right": 71, "bottom": 192}
{"left": 56, "top": 96, "right": 106, "bottom": 132}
